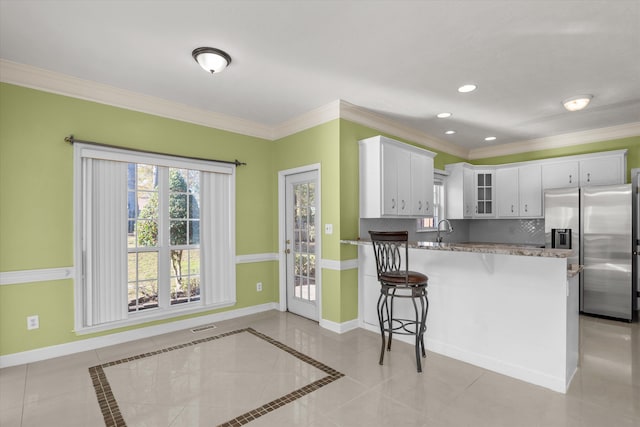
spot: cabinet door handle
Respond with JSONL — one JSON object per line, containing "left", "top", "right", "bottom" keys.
{"left": 401, "top": 200, "right": 405, "bottom": 210}
{"left": 511, "top": 205, "right": 514, "bottom": 213}
{"left": 475, "top": 205, "right": 478, "bottom": 214}
{"left": 587, "top": 173, "right": 591, "bottom": 183}
{"left": 426, "top": 201, "right": 430, "bottom": 211}
{"left": 418, "top": 201, "right": 422, "bottom": 210}
{"left": 569, "top": 174, "right": 572, "bottom": 184}
{"left": 391, "top": 198, "right": 395, "bottom": 209}
{"left": 525, "top": 204, "right": 528, "bottom": 212}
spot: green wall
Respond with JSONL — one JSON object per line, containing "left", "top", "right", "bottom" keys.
{"left": 472, "top": 136, "right": 640, "bottom": 182}
{"left": 0, "top": 83, "right": 279, "bottom": 355}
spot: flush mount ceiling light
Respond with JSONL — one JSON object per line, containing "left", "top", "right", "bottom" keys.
{"left": 484, "top": 136, "right": 497, "bottom": 141}
{"left": 192, "top": 47, "right": 232, "bottom": 74}
{"left": 437, "top": 112, "right": 452, "bottom": 118}
{"left": 562, "top": 95, "right": 593, "bottom": 112}
{"left": 445, "top": 130, "right": 456, "bottom": 135}
{"left": 458, "top": 84, "right": 477, "bottom": 93}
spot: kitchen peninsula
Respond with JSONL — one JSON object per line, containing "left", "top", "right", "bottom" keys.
{"left": 342, "top": 239, "right": 579, "bottom": 393}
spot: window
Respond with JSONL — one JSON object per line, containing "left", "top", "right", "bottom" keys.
{"left": 127, "top": 165, "right": 202, "bottom": 312}
{"left": 74, "top": 143, "right": 235, "bottom": 333}
{"left": 417, "top": 171, "right": 446, "bottom": 232}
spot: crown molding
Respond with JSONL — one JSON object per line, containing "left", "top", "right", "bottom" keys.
{"left": 338, "top": 101, "right": 469, "bottom": 159}
{"left": 3, "top": 60, "right": 636, "bottom": 161}
{"left": 468, "top": 122, "right": 640, "bottom": 160}
{"left": 271, "top": 100, "right": 342, "bottom": 140}
{"left": 0, "top": 59, "right": 273, "bottom": 140}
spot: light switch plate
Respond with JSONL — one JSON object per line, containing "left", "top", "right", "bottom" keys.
{"left": 325, "top": 224, "right": 333, "bottom": 235}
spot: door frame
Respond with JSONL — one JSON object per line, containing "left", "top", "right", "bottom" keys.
{"left": 278, "top": 163, "right": 322, "bottom": 319}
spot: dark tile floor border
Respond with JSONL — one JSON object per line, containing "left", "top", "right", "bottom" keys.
{"left": 89, "top": 327, "right": 344, "bottom": 427}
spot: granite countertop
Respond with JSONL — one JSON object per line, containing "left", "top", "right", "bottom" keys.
{"left": 341, "top": 239, "right": 573, "bottom": 258}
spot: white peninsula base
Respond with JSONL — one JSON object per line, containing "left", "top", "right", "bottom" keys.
{"left": 358, "top": 245, "right": 579, "bottom": 393}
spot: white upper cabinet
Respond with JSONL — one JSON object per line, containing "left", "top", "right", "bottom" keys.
{"left": 579, "top": 155, "right": 625, "bottom": 186}
{"left": 445, "top": 150, "right": 624, "bottom": 221}
{"left": 542, "top": 161, "right": 579, "bottom": 190}
{"left": 463, "top": 166, "right": 474, "bottom": 218}
{"left": 445, "top": 163, "right": 474, "bottom": 219}
{"left": 411, "top": 152, "right": 434, "bottom": 216}
{"left": 518, "top": 164, "right": 542, "bottom": 217}
{"left": 496, "top": 167, "right": 519, "bottom": 217}
{"left": 359, "top": 135, "right": 436, "bottom": 218}
{"left": 496, "top": 165, "right": 542, "bottom": 218}
{"left": 474, "top": 170, "right": 495, "bottom": 217}
{"left": 381, "top": 142, "right": 401, "bottom": 215}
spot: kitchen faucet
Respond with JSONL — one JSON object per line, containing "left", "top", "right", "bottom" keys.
{"left": 436, "top": 219, "right": 453, "bottom": 243}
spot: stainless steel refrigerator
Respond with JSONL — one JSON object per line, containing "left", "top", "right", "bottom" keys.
{"left": 545, "top": 184, "right": 636, "bottom": 321}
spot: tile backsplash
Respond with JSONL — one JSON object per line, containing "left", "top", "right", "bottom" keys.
{"left": 360, "top": 218, "right": 545, "bottom": 246}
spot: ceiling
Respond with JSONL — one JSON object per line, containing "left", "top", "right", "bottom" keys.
{"left": 1, "top": 0, "right": 639, "bottom": 154}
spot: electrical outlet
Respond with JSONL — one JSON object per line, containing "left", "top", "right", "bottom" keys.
{"left": 27, "top": 315, "right": 39, "bottom": 330}
{"left": 256, "top": 282, "right": 263, "bottom": 292}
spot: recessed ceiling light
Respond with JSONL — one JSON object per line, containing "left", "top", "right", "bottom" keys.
{"left": 562, "top": 95, "right": 593, "bottom": 112}
{"left": 484, "top": 136, "right": 497, "bottom": 141}
{"left": 192, "top": 47, "right": 232, "bottom": 73}
{"left": 437, "top": 112, "right": 452, "bottom": 118}
{"left": 458, "top": 84, "right": 477, "bottom": 93}
{"left": 445, "top": 130, "right": 456, "bottom": 135}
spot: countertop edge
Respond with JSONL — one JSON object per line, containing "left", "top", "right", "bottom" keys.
{"left": 340, "top": 239, "right": 573, "bottom": 259}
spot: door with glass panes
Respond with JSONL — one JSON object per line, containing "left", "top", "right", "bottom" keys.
{"left": 284, "top": 170, "right": 319, "bottom": 321}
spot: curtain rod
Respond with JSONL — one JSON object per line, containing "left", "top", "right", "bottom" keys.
{"left": 64, "top": 135, "right": 247, "bottom": 167}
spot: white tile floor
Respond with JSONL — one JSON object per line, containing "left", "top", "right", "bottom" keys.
{"left": 1, "top": 310, "right": 639, "bottom": 427}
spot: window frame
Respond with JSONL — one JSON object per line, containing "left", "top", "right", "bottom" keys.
{"left": 416, "top": 169, "right": 448, "bottom": 233}
{"left": 73, "top": 143, "right": 236, "bottom": 335}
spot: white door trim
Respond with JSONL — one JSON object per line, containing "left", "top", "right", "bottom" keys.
{"left": 278, "top": 163, "right": 322, "bottom": 320}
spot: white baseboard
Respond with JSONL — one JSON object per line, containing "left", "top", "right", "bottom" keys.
{"left": 0, "top": 302, "right": 279, "bottom": 368}
{"left": 359, "top": 322, "right": 567, "bottom": 394}
{"left": 319, "top": 317, "right": 360, "bottom": 334}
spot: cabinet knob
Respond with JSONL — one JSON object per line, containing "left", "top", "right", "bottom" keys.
{"left": 284, "top": 248, "right": 291, "bottom": 254}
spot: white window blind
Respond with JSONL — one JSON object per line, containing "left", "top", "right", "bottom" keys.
{"left": 74, "top": 143, "right": 236, "bottom": 333}
{"left": 83, "top": 158, "right": 129, "bottom": 326}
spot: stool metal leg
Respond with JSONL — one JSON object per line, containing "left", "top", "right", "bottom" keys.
{"left": 411, "top": 293, "right": 422, "bottom": 372}
{"left": 420, "top": 294, "right": 429, "bottom": 358}
{"left": 377, "top": 290, "right": 387, "bottom": 366}
{"left": 387, "top": 288, "right": 397, "bottom": 351}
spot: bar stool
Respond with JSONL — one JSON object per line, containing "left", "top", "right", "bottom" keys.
{"left": 369, "top": 231, "right": 429, "bottom": 372}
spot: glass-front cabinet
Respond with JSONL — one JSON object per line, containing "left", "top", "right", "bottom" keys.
{"left": 474, "top": 170, "right": 495, "bottom": 217}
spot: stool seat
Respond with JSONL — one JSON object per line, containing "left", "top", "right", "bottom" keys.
{"left": 379, "top": 271, "right": 428, "bottom": 285}
{"left": 369, "top": 230, "right": 430, "bottom": 373}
